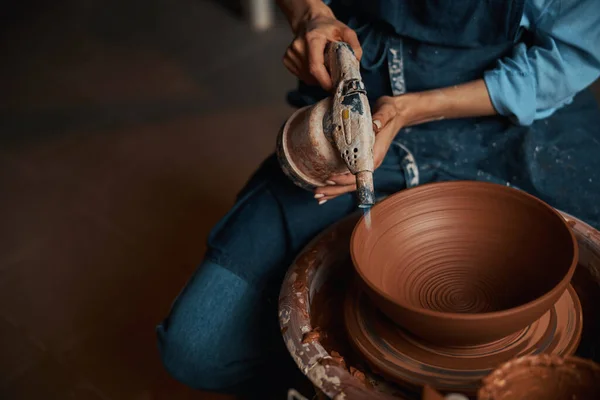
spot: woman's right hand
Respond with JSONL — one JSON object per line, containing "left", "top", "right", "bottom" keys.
{"left": 283, "top": 14, "right": 362, "bottom": 91}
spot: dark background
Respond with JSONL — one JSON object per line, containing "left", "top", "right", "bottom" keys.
{"left": 0, "top": 1, "right": 598, "bottom": 399}
{"left": 0, "top": 1, "right": 293, "bottom": 399}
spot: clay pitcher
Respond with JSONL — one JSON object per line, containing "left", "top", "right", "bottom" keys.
{"left": 276, "top": 42, "right": 375, "bottom": 196}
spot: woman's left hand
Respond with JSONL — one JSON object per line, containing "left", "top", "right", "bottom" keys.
{"left": 314, "top": 96, "right": 405, "bottom": 203}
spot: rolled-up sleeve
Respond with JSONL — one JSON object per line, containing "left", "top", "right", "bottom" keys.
{"left": 484, "top": 0, "right": 600, "bottom": 126}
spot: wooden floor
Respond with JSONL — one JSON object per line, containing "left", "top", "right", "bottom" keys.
{"left": 0, "top": 1, "right": 294, "bottom": 398}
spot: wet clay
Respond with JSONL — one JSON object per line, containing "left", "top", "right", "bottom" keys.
{"left": 302, "top": 328, "right": 323, "bottom": 344}
{"left": 478, "top": 355, "right": 600, "bottom": 400}
{"left": 351, "top": 181, "right": 578, "bottom": 346}
{"left": 343, "top": 280, "right": 582, "bottom": 394}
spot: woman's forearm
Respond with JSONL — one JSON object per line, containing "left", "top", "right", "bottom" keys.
{"left": 275, "top": 0, "right": 334, "bottom": 34}
{"left": 395, "top": 79, "right": 498, "bottom": 127}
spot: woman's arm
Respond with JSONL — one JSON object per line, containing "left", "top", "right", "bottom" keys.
{"left": 388, "top": 79, "right": 498, "bottom": 128}
{"left": 398, "top": 0, "right": 600, "bottom": 128}
{"left": 483, "top": 0, "right": 600, "bottom": 126}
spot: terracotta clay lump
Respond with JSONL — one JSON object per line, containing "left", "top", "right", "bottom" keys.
{"left": 351, "top": 181, "right": 578, "bottom": 346}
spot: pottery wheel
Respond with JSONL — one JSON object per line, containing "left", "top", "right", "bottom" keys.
{"left": 344, "top": 282, "right": 583, "bottom": 393}
{"left": 279, "top": 212, "right": 600, "bottom": 399}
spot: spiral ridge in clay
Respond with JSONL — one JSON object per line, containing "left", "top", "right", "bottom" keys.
{"left": 351, "top": 181, "right": 578, "bottom": 346}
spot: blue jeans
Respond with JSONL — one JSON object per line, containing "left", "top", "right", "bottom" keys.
{"left": 156, "top": 145, "right": 412, "bottom": 393}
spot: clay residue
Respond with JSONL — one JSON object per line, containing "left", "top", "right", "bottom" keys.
{"left": 309, "top": 270, "right": 375, "bottom": 390}
{"left": 320, "top": 350, "right": 348, "bottom": 370}
{"left": 302, "top": 327, "right": 325, "bottom": 344}
{"left": 349, "top": 366, "right": 369, "bottom": 386}
{"left": 330, "top": 351, "right": 347, "bottom": 370}
{"left": 288, "top": 238, "right": 336, "bottom": 322}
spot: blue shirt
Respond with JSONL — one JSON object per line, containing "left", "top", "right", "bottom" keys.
{"left": 484, "top": 0, "right": 600, "bottom": 125}
{"left": 326, "top": 0, "right": 600, "bottom": 126}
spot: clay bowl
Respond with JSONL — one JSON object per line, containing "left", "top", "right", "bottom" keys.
{"left": 351, "top": 181, "right": 578, "bottom": 346}
{"left": 478, "top": 355, "right": 600, "bottom": 400}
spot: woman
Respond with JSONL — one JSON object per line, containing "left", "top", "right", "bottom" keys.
{"left": 158, "top": 0, "right": 600, "bottom": 396}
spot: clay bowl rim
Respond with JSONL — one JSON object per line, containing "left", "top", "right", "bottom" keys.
{"left": 350, "top": 180, "right": 579, "bottom": 322}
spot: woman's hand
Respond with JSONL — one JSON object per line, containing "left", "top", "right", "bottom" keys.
{"left": 283, "top": 14, "right": 362, "bottom": 91}
{"left": 313, "top": 79, "right": 498, "bottom": 204}
{"left": 314, "top": 96, "right": 405, "bottom": 203}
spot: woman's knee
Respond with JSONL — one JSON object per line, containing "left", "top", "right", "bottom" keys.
{"left": 157, "top": 322, "right": 251, "bottom": 391}
{"left": 156, "top": 261, "right": 273, "bottom": 391}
